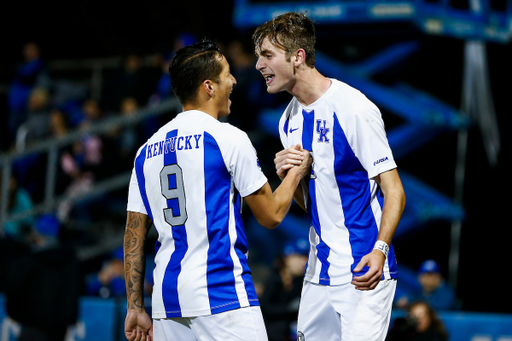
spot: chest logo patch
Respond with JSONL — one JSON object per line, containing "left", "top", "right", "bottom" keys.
{"left": 316, "top": 119, "right": 330, "bottom": 143}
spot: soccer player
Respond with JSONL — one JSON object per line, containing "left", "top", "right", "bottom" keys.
{"left": 253, "top": 12, "right": 406, "bottom": 340}
{"left": 123, "top": 40, "right": 312, "bottom": 341}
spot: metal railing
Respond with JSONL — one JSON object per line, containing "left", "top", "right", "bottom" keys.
{"left": 0, "top": 53, "right": 160, "bottom": 99}
{"left": 0, "top": 97, "right": 182, "bottom": 236}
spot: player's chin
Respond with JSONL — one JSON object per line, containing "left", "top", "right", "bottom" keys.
{"left": 267, "top": 81, "right": 286, "bottom": 94}
{"left": 222, "top": 100, "right": 232, "bottom": 116}
{"left": 266, "top": 85, "right": 279, "bottom": 94}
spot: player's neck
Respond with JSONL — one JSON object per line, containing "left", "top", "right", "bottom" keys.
{"left": 290, "top": 68, "right": 331, "bottom": 107}
{"left": 182, "top": 102, "right": 220, "bottom": 120}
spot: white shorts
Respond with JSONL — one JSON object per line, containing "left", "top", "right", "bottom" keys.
{"left": 153, "top": 306, "right": 268, "bottom": 341}
{"left": 297, "top": 279, "right": 397, "bottom": 341}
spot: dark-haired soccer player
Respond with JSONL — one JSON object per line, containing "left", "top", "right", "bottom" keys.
{"left": 253, "top": 12, "right": 406, "bottom": 340}
{"left": 123, "top": 40, "right": 312, "bottom": 341}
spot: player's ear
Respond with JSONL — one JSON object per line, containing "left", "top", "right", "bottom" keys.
{"left": 203, "top": 80, "right": 215, "bottom": 97}
{"left": 293, "top": 49, "right": 306, "bottom": 67}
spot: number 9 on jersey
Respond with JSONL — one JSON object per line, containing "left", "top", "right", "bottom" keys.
{"left": 160, "top": 164, "right": 188, "bottom": 226}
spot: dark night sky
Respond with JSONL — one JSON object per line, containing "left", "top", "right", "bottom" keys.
{"left": 1, "top": 1, "right": 511, "bottom": 313}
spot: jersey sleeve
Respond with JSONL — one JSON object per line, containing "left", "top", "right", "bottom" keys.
{"left": 126, "top": 166, "right": 148, "bottom": 214}
{"left": 229, "top": 131, "right": 268, "bottom": 198}
{"left": 351, "top": 103, "right": 397, "bottom": 179}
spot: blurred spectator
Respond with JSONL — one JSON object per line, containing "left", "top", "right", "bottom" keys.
{"left": 260, "top": 238, "right": 309, "bottom": 341}
{"left": 56, "top": 127, "right": 103, "bottom": 223}
{"left": 78, "top": 98, "right": 102, "bottom": 129}
{"left": 86, "top": 246, "right": 126, "bottom": 298}
{"left": 100, "top": 97, "right": 143, "bottom": 176}
{"left": 225, "top": 39, "right": 263, "bottom": 132}
{"left": 101, "top": 53, "right": 156, "bottom": 112}
{"left": 249, "top": 262, "right": 271, "bottom": 299}
{"left": 417, "top": 260, "right": 458, "bottom": 310}
{"left": 119, "top": 97, "right": 141, "bottom": 159}
{"left": 5, "top": 214, "right": 83, "bottom": 341}
{"left": 50, "top": 109, "right": 69, "bottom": 138}
{"left": 386, "top": 301, "right": 448, "bottom": 341}
{"left": 149, "top": 55, "right": 172, "bottom": 104}
{"left": 396, "top": 260, "right": 458, "bottom": 311}
{"left": 0, "top": 171, "right": 34, "bottom": 242}
{"left": 19, "top": 87, "right": 53, "bottom": 147}
{"left": 86, "top": 247, "right": 156, "bottom": 299}
{"left": 50, "top": 110, "right": 79, "bottom": 199}
{"left": 149, "top": 33, "right": 197, "bottom": 105}
{"left": 60, "top": 98, "right": 102, "bottom": 130}
{"left": 7, "top": 42, "right": 50, "bottom": 144}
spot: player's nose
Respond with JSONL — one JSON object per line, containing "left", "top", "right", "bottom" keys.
{"left": 255, "top": 57, "right": 264, "bottom": 71}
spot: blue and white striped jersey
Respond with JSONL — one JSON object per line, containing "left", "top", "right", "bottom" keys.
{"left": 127, "top": 110, "right": 267, "bottom": 318}
{"left": 279, "top": 79, "right": 399, "bottom": 286}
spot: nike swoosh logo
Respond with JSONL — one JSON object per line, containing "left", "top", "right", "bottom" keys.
{"left": 289, "top": 127, "right": 299, "bottom": 133}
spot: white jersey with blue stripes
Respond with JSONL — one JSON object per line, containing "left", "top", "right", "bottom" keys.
{"left": 127, "top": 110, "right": 267, "bottom": 318}
{"left": 279, "top": 79, "right": 399, "bottom": 286}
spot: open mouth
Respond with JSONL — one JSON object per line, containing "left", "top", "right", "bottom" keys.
{"left": 264, "top": 74, "right": 275, "bottom": 85}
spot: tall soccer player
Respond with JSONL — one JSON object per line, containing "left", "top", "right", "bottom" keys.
{"left": 253, "top": 12, "right": 406, "bottom": 340}
{"left": 123, "top": 40, "right": 312, "bottom": 341}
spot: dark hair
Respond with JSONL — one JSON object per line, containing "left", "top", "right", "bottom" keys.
{"left": 409, "top": 301, "right": 448, "bottom": 340}
{"left": 169, "top": 39, "right": 224, "bottom": 105}
{"left": 252, "top": 12, "right": 316, "bottom": 67}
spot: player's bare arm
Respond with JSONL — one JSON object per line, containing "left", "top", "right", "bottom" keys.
{"left": 274, "top": 144, "right": 308, "bottom": 210}
{"left": 245, "top": 148, "right": 312, "bottom": 229}
{"left": 124, "top": 211, "right": 153, "bottom": 341}
{"left": 351, "top": 169, "right": 405, "bottom": 291}
{"left": 374, "top": 169, "right": 406, "bottom": 246}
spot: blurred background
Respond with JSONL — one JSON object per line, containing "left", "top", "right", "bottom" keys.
{"left": 0, "top": 0, "right": 510, "bottom": 340}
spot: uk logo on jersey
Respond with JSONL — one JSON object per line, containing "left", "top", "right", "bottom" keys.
{"left": 316, "top": 119, "right": 330, "bottom": 143}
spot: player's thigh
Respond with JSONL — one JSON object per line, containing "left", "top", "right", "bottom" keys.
{"left": 297, "top": 281, "right": 341, "bottom": 341}
{"left": 153, "top": 317, "right": 198, "bottom": 341}
{"left": 331, "top": 279, "right": 397, "bottom": 341}
{"left": 192, "top": 306, "right": 268, "bottom": 341}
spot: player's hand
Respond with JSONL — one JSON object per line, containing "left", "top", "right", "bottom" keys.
{"left": 275, "top": 144, "right": 305, "bottom": 180}
{"left": 290, "top": 148, "right": 312, "bottom": 179}
{"left": 125, "top": 309, "right": 153, "bottom": 341}
{"left": 351, "top": 249, "right": 385, "bottom": 291}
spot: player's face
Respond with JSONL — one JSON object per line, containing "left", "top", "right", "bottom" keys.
{"left": 255, "top": 37, "right": 295, "bottom": 94}
{"left": 216, "top": 56, "right": 237, "bottom": 118}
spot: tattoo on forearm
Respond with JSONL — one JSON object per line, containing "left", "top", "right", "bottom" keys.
{"left": 124, "top": 212, "right": 152, "bottom": 309}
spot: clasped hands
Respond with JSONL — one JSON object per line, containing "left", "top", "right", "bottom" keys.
{"left": 274, "top": 144, "right": 312, "bottom": 180}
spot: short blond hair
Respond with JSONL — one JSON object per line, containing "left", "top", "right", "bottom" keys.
{"left": 253, "top": 12, "right": 316, "bottom": 67}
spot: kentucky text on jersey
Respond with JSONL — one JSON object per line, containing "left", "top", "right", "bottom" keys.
{"left": 146, "top": 134, "right": 203, "bottom": 159}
